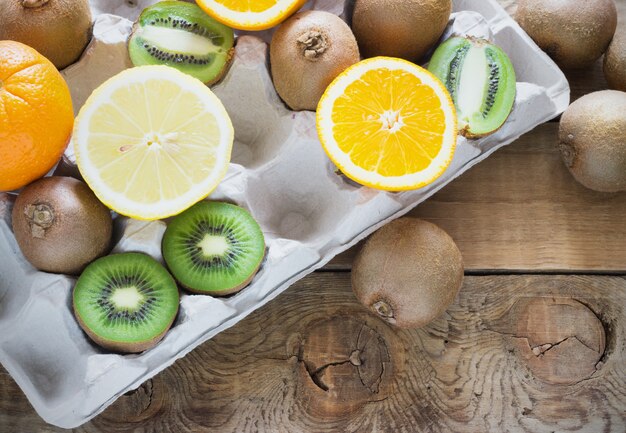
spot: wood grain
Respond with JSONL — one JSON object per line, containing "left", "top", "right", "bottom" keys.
{"left": 328, "top": 123, "right": 626, "bottom": 272}
{"left": 2, "top": 273, "right": 624, "bottom": 432}
{"left": 2, "top": 1, "right": 626, "bottom": 432}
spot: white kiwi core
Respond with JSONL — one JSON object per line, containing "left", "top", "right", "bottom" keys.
{"left": 111, "top": 287, "right": 144, "bottom": 310}
{"left": 139, "top": 26, "right": 218, "bottom": 55}
{"left": 456, "top": 45, "right": 488, "bottom": 126}
{"left": 198, "top": 234, "right": 230, "bottom": 257}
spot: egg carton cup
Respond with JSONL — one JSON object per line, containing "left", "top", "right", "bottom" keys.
{"left": 0, "top": 0, "right": 569, "bottom": 428}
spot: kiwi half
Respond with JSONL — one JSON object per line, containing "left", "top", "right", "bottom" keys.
{"left": 128, "top": 1, "right": 235, "bottom": 85}
{"left": 162, "top": 201, "right": 265, "bottom": 296}
{"left": 428, "top": 36, "right": 516, "bottom": 138}
{"left": 73, "top": 252, "right": 180, "bottom": 353}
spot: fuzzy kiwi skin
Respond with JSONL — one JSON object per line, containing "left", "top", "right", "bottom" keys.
{"left": 604, "top": 30, "right": 626, "bottom": 92}
{"left": 0, "top": 0, "right": 92, "bottom": 69}
{"left": 270, "top": 10, "right": 360, "bottom": 111}
{"left": 516, "top": 0, "right": 617, "bottom": 70}
{"left": 352, "top": 218, "right": 464, "bottom": 329}
{"left": 558, "top": 90, "right": 626, "bottom": 193}
{"left": 351, "top": 0, "right": 451, "bottom": 62}
{"left": 12, "top": 176, "right": 113, "bottom": 275}
{"left": 178, "top": 265, "right": 262, "bottom": 297}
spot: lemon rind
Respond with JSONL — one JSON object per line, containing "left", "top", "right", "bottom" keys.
{"left": 74, "top": 65, "right": 234, "bottom": 221}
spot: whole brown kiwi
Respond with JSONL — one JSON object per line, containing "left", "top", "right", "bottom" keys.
{"left": 352, "top": 218, "right": 464, "bottom": 329}
{"left": 0, "top": 0, "right": 92, "bottom": 69}
{"left": 12, "top": 176, "right": 113, "bottom": 275}
{"left": 558, "top": 90, "right": 626, "bottom": 192}
{"left": 516, "top": 0, "right": 617, "bottom": 69}
{"left": 604, "top": 29, "right": 626, "bottom": 92}
{"left": 351, "top": 0, "right": 452, "bottom": 61}
{"left": 270, "top": 10, "right": 360, "bottom": 111}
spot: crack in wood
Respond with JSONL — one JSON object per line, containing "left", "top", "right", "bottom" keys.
{"left": 293, "top": 321, "right": 392, "bottom": 395}
{"left": 305, "top": 359, "right": 353, "bottom": 392}
{"left": 487, "top": 330, "right": 603, "bottom": 358}
{"left": 530, "top": 335, "right": 598, "bottom": 357}
{"left": 3, "top": 273, "right": 626, "bottom": 431}
{"left": 146, "top": 380, "right": 154, "bottom": 409}
{"left": 356, "top": 323, "right": 389, "bottom": 394}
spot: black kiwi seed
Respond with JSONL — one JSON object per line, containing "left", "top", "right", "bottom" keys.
{"left": 128, "top": 1, "right": 234, "bottom": 85}
{"left": 428, "top": 36, "right": 517, "bottom": 138}
{"left": 446, "top": 43, "right": 470, "bottom": 101}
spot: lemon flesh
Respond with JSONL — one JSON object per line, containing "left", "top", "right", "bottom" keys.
{"left": 74, "top": 65, "right": 234, "bottom": 220}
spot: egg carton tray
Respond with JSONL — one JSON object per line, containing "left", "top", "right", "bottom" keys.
{"left": 0, "top": 0, "right": 570, "bottom": 428}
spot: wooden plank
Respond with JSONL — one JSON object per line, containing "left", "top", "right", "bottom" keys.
{"left": 327, "top": 123, "right": 626, "bottom": 272}
{"left": 2, "top": 273, "right": 624, "bottom": 432}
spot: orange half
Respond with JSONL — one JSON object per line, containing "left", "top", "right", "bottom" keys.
{"left": 195, "top": 0, "right": 307, "bottom": 31}
{"left": 316, "top": 57, "right": 458, "bottom": 191}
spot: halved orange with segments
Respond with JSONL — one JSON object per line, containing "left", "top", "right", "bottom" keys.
{"left": 195, "top": 0, "right": 306, "bottom": 31}
{"left": 316, "top": 57, "right": 458, "bottom": 191}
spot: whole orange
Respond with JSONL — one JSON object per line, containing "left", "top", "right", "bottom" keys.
{"left": 0, "top": 41, "right": 74, "bottom": 191}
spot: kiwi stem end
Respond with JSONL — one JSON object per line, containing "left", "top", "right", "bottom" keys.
{"left": 297, "top": 31, "right": 328, "bottom": 60}
{"left": 558, "top": 141, "right": 576, "bottom": 168}
{"left": 25, "top": 203, "right": 55, "bottom": 238}
{"left": 22, "top": 0, "right": 49, "bottom": 9}
{"left": 373, "top": 300, "right": 396, "bottom": 325}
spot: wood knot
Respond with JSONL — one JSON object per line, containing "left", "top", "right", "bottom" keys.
{"left": 21, "top": 0, "right": 49, "bottom": 8}
{"left": 513, "top": 297, "right": 606, "bottom": 385}
{"left": 296, "top": 316, "right": 394, "bottom": 418}
{"left": 103, "top": 379, "right": 162, "bottom": 423}
{"left": 349, "top": 350, "right": 362, "bottom": 366}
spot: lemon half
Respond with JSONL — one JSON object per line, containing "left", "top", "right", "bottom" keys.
{"left": 74, "top": 66, "right": 234, "bottom": 220}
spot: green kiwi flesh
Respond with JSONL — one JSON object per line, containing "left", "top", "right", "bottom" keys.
{"left": 428, "top": 36, "right": 516, "bottom": 138}
{"left": 162, "top": 201, "right": 265, "bottom": 296}
{"left": 128, "top": 1, "right": 234, "bottom": 84}
{"left": 73, "top": 252, "right": 180, "bottom": 353}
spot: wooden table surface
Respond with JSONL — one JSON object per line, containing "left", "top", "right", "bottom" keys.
{"left": 2, "top": 1, "right": 626, "bottom": 432}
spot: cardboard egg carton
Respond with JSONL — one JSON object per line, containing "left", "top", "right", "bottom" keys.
{"left": 0, "top": 0, "right": 569, "bottom": 427}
